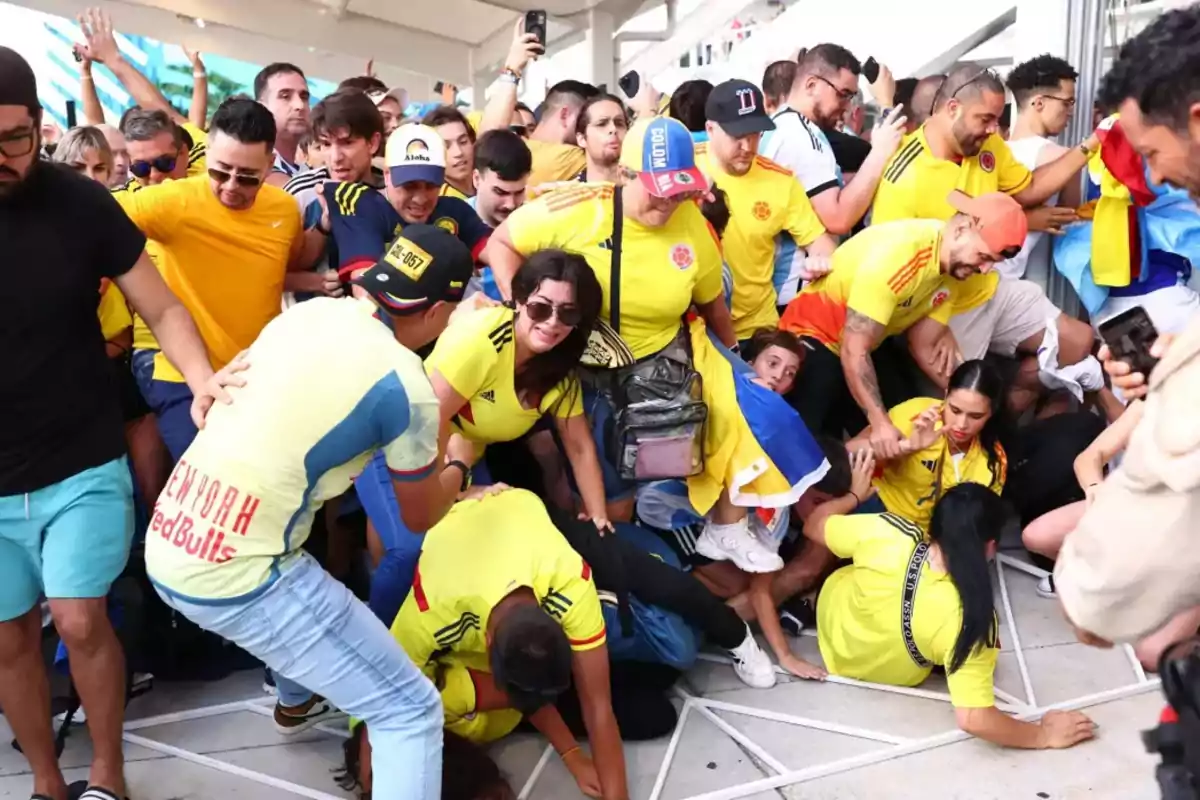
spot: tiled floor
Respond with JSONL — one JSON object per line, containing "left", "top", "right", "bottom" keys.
{"left": 0, "top": 551, "right": 1168, "bottom": 799}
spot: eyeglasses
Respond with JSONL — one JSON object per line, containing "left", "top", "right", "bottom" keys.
{"left": 0, "top": 130, "right": 35, "bottom": 158}
{"left": 207, "top": 167, "right": 263, "bottom": 188}
{"left": 523, "top": 300, "right": 582, "bottom": 327}
{"left": 813, "top": 75, "right": 857, "bottom": 102}
{"left": 1040, "top": 94, "right": 1077, "bottom": 109}
{"left": 130, "top": 155, "right": 178, "bottom": 179}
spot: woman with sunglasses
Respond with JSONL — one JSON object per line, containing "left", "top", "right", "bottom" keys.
{"left": 846, "top": 359, "right": 1007, "bottom": 530}
{"left": 426, "top": 248, "right": 611, "bottom": 531}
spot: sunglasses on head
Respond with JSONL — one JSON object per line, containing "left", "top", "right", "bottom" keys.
{"left": 207, "top": 167, "right": 263, "bottom": 188}
{"left": 523, "top": 300, "right": 582, "bottom": 327}
{"left": 130, "top": 155, "right": 178, "bottom": 178}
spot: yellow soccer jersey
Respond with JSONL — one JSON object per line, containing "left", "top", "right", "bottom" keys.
{"left": 527, "top": 139, "right": 587, "bottom": 187}
{"left": 779, "top": 220, "right": 956, "bottom": 355}
{"left": 425, "top": 305, "right": 582, "bottom": 456}
{"left": 392, "top": 489, "right": 607, "bottom": 680}
{"left": 871, "top": 126, "right": 1033, "bottom": 313}
{"left": 817, "top": 512, "right": 1000, "bottom": 708}
{"left": 145, "top": 299, "right": 441, "bottom": 602}
{"left": 874, "top": 397, "right": 1007, "bottom": 530}
{"left": 181, "top": 121, "right": 208, "bottom": 177}
{"left": 506, "top": 183, "right": 724, "bottom": 360}
{"left": 698, "top": 149, "right": 827, "bottom": 338}
{"left": 98, "top": 280, "right": 132, "bottom": 342}
{"left": 111, "top": 179, "right": 170, "bottom": 352}
{"left": 439, "top": 183, "right": 470, "bottom": 201}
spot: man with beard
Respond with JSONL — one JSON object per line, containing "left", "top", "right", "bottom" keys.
{"left": 0, "top": 46, "right": 219, "bottom": 800}
{"left": 872, "top": 63, "right": 1100, "bottom": 432}
{"left": 779, "top": 194, "right": 1027, "bottom": 442}
{"left": 698, "top": 79, "right": 836, "bottom": 344}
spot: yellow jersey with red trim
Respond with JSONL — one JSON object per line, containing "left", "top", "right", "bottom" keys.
{"left": 506, "top": 183, "right": 724, "bottom": 360}
{"left": 115, "top": 175, "right": 301, "bottom": 381}
{"left": 779, "top": 219, "right": 956, "bottom": 355}
{"left": 874, "top": 397, "right": 1007, "bottom": 530}
{"left": 817, "top": 511, "right": 1000, "bottom": 708}
{"left": 697, "top": 148, "right": 827, "bottom": 338}
{"left": 98, "top": 280, "right": 132, "bottom": 342}
{"left": 391, "top": 489, "right": 607, "bottom": 680}
{"left": 425, "top": 305, "right": 583, "bottom": 458}
{"left": 871, "top": 126, "right": 1032, "bottom": 313}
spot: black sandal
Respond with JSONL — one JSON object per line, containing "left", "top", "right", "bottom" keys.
{"left": 66, "top": 782, "right": 129, "bottom": 800}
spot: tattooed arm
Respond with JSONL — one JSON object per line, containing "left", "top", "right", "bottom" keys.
{"left": 840, "top": 309, "right": 907, "bottom": 458}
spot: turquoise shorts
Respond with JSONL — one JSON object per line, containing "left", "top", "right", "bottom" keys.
{"left": 0, "top": 457, "right": 134, "bottom": 621}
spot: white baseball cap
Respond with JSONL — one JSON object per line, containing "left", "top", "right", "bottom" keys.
{"left": 384, "top": 123, "right": 446, "bottom": 186}
{"left": 368, "top": 87, "right": 409, "bottom": 111}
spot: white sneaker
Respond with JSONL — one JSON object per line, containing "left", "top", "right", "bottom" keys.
{"left": 694, "top": 518, "right": 784, "bottom": 573}
{"left": 728, "top": 626, "right": 776, "bottom": 689}
{"left": 1036, "top": 574, "right": 1057, "bottom": 598}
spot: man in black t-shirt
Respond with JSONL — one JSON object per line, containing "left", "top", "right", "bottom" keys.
{"left": 0, "top": 47, "right": 220, "bottom": 800}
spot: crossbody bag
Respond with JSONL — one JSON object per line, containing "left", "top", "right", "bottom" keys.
{"left": 601, "top": 187, "right": 709, "bottom": 481}
{"left": 901, "top": 541, "right": 934, "bottom": 669}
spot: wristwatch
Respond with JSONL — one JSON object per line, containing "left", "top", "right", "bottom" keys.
{"left": 446, "top": 459, "right": 472, "bottom": 492}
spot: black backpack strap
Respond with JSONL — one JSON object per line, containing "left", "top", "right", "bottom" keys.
{"left": 901, "top": 542, "right": 934, "bottom": 669}
{"left": 610, "top": 187, "right": 623, "bottom": 333}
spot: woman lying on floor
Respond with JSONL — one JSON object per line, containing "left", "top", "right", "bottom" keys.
{"left": 803, "top": 465, "right": 1096, "bottom": 750}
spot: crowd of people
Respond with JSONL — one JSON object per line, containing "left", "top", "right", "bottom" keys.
{"left": 4, "top": 4, "right": 1200, "bottom": 800}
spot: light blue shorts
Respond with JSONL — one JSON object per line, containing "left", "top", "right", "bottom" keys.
{"left": 0, "top": 457, "right": 134, "bottom": 621}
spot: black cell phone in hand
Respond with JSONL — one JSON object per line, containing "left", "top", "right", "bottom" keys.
{"left": 525, "top": 10, "right": 548, "bottom": 47}
{"left": 619, "top": 70, "right": 640, "bottom": 99}
{"left": 862, "top": 57, "right": 880, "bottom": 84}
{"left": 1098, "top": 305, "right": 1160, "bottom": 378}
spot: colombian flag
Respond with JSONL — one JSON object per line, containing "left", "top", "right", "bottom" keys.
{"left": 1089, "top": 114, "right": 1155, "bottom": 287}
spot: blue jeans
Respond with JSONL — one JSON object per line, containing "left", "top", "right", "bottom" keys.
{"left": 157, "top": 553, "right": 443, "bottom": 799}
{"left": 355, "top": 450, "right": 426, "bottom": 627}
{"left": 132, "top": 349, "right": 198, "bottom": 461}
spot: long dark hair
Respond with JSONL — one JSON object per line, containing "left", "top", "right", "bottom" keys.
{"left": 928, "top": 483, "right": 1012, "bottom": 672}
{"left": 511, "top": 249, "right": 602, "bottom": 410}
{"left": 946, "top": 359, "right": 1007, "bottom": 489}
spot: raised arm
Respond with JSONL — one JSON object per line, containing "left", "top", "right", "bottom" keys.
{"left": 479, "top": 21, "right": 544, "bottom": 134}
{"left": 76, "top": 48, "right": 105, "bottom": 126}
{"left": 184, "top": 47, "right": 209, "bottom": 130}
{"left": 78, "top": 7, "right": 188, "bottom": 126}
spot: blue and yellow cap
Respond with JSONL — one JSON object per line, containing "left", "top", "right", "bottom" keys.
{"left": 619, "top": 116, "right": 709, "bottom": 198}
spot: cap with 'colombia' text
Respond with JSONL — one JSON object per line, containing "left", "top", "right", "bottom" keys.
{"left": 352, "top": 224, "right": 473, "bottom": 315}
{"left": 948, "top": 191, "right": 1028, "bottom": 258}
{"left": 619, "top": 116, "right": 710, "bottom": 198}
{"left": 706, "top": 79, "right": 775, "bottom": 137}
{"left": 385, "top": 123, "right": 446, "bottom": 187}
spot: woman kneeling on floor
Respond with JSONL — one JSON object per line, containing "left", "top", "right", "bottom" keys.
{"left": 804, "top": 466, "right": 1096, "bottom": 750}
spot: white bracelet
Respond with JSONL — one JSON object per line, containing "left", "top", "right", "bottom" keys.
{"left": 193, "top": 71, "right": 207, "bottom": 78}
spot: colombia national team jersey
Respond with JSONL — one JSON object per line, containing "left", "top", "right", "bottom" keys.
{"left": 817, "top": 511, "right": 1000, "bottom": 708}
{"left": 145, "top": 298, "right": 441, "bottom": 603}
{"left": 696, "top": 148, "right": 826, "bottom": 339}
{"left": 391, "top": 488, "right": 607, "bottom": 680}
{"left": 505, "top": 183, "right": 724, "bottom": 360}
{"left": 871, "top": 126, "right": 1033, "bottom": 313}
{"left": 323, "top": 181, "right": 490, "bottom": 279}
{"left": 780, "top": 219, "right": 957, "bottom": 355}
{"left": 874, "top": 397, "right": 1006, "bottom": 530}
{"left": 425, "top": 305, "right": 583, "bottom": 458}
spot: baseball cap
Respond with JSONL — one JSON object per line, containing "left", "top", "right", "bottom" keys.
{"left": 368, "top": 86, "right": 408, "bottom": 110}
{"left": 705, "top": 79, "right": 775, "bottom": 137}
{"left": 351, "top": 224, "right": 473, "bottom": 315}
{"left": 489, "top": 604, "right": 573, "bottom": 716}
{"left": 0, "top": 47, "right": 40, "bottom": 114}
{"left": 619, "top": 116, "right": 710, "bottom": 198}
{"left": 947, "top": 191, "right": 1028, "bottom": 258}
{"left": 384, "top": 123, "right": 446, "bottom": 186}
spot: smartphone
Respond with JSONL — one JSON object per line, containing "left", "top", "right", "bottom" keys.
{"left": 525, "top": 9, "right": 547, "bottom": 48}
{"left": 619, "top": 70, "right": 640, "bottom": 99}
{"left": 1098, "top": 305, "right": 1160, "bottom": 378}
{"left": 863, "top": 56, "right": 880, "bottom": 84}
{"left": 72, "top": 46, "right": 83, "bottom": 63}
{"left": 433, "top": 80, "right": 445, "bottom": 94}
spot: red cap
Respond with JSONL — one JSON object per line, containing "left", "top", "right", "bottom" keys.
{"left": 948, "top": 191, "right": 1028, "bottom": 257}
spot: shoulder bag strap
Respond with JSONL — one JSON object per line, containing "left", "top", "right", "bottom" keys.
{"left": 901, "top": 542, "right": 934, "bottom": 669}
{"left": 610, "top": 186, "right": 624, "bottom": 333}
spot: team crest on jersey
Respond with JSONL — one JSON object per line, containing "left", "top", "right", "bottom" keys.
{"left": 979, "top": 151, "right": 996, "bottom": 173}
{"left": 671, "top": 244, "right": 695, "bottom": 270}
{"left": 752, "top": 201, "right": 771, "bottom": 221}
{"left": 434, "top": 217, "right": 459, "bottom": 236}
{"left": 930, "top": 287, "right": 951, "bottom": 308}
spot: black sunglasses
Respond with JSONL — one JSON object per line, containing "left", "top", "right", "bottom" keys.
{"left": 208, "top": 167, "right": 263, "bottom": 188}
{"left": 524, "top": 300, "right": 582, "bottom": 327}
{"left": 130, "top": 155, "right": 178, "bottom": 179}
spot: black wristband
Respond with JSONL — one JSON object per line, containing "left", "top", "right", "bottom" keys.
{"left": 446, "top": 459, "right": 472, "bottom": 492}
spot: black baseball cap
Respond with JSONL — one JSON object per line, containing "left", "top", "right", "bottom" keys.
{"left": 0, "top": 47, "right": 40, "bottom": 114}
{"left": 351, "top": 223, "right": 473, "bottom": 316}
{"left": 705, "top": 79, "right": 775, "bottom": 137}
{"left": 489, "top": 603, "right": 573, "bottom": 716}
